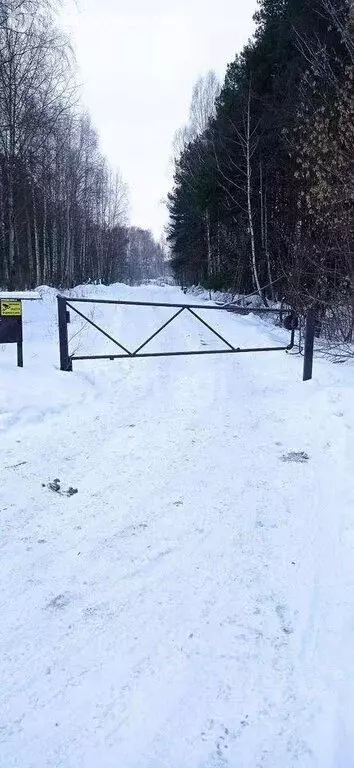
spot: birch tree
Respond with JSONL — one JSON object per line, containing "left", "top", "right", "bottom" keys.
{"left": 0, "top": 0, "right": 130, "bottom": 289}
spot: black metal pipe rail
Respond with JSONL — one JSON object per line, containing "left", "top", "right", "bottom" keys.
{"left": 60, "top": 296, "right": 283, "bottom": 312}
{"left": 72, "top": 346, "right": 290, "bottom": 362}
{"left": 56, "top": 294, "right": 311, "bottom": 377}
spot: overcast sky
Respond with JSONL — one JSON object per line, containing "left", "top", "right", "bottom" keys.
{"left": 60, "top": 0, "right": 258, "bottom": 239}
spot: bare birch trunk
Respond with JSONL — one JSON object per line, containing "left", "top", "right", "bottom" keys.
{"left": 205, "top": 209, "right": 213, "bottom": 280}
{"left": 246, "top": 82, "right": 263, "bottom": 302}
{"left": 43, "top": 196, "right": 49, "bottom": 284}
{"left": 33, "top": 186, "right": 41, "bottom": 286}
{"left": 8, "top": 166, "right": 15, "bottom": 286}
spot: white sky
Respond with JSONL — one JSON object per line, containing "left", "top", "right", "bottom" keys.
{"left": 60, "top": 0, "right": 258, "bottom": 238}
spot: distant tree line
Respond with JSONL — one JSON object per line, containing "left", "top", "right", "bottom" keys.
{"left": 0, "top": 0, "right": 163, "bottom": 290}
{"left": 168, "top": 0, "right": 354, "bottom": 340}
{"left": 127, "top": 227, "right": 167, "bottom": 284}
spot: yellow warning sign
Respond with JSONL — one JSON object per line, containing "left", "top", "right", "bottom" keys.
{"left": 0, "top": 299, "right": 22, "bottom": 317}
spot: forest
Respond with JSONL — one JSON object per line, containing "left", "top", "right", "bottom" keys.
{"left": 0, "top": 0, "right": 164, "bottom": 290}
{"left": 168, "top": 0, "right": 354, "bottom": 340}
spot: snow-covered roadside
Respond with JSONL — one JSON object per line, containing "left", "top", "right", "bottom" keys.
{"left": 1, "top": 283, "right": 354, "bottom": 768}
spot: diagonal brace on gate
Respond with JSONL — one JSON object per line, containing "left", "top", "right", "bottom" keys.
{"left": 66, "top": 301, "right": 131, "bottom": 355}
{"left": 132, "top": 307, "right": 185, "bottom": 355}
{"left": 186, "top": 307, "right": 237, "bottom": 352}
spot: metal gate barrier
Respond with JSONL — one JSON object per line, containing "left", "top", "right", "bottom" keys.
{"left": 56, "top": 294, "right": 314, "bottom": 376}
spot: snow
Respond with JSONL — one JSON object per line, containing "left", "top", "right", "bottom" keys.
{"left": 0, "top": 290, "right": 42, "bottom": 300}
{"left": 1, "top": 283, "right": 354, "bottom": 768}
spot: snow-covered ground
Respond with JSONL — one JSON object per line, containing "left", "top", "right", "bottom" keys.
{"left": 1, "top": 283, "right": 354, "bottom": 768}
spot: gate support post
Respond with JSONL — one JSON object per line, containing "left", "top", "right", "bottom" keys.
{"left": 303, "top": 305, "right": 316, "bottom": 381}
{"left": 17, "top": 341, "right": 23, "bottom": 368}
{"left": 57, "top": 296, "right": 72, "bottom": 372}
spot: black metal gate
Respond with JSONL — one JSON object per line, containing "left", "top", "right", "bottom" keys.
{"left": 56, "top": 294, "right": 313, "bottom": 376}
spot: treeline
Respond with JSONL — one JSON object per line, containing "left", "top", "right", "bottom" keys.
{"left": 168, "top": 0, "right": 354, "bottom": 339}
{"left": 127, "top": 228, "right": 167, "bottom": 284}
{"left": 0, "top": 0, "right": 163, "bottom": 290}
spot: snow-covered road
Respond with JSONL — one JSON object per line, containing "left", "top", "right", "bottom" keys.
{"left": 1, "top": 284, "right": 354, "bottom": 767}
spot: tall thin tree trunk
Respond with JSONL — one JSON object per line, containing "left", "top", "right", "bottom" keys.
{"left": 81, "top": 222, "right": 87, "bottom": 282}
{"left": 260, "top": 160, "right": 265, "bottom": 250}
{"left": 65, "top": 203, "right": 71, "bottom": 285}
{"left": 42, "top": 196, "right": 49, "bottom": 283}
{"left": 8, "top": 166, "right": 16, "bottom": 287}
{"left": 27, "top": 213, "right": 33, "bottom": 285}
{"left": 205, "top": 209, "right": 213, "bottom": 280}
{"left": 216, "top": 210, "right": 221, "bottom": 275}
{"left": 52, "top": 218, "right": 58, "bottom": 284}
{"left": 32, "top": 183, "right": 41, "bottom": 285}
{"left": 246, "top": 80, "right": 263, "bottom": 303}
{"left": 264, "top": 188, "right": 275, "bottom": 301}
{"left": 0, "top": 166, "right": 8, "bottom": 284}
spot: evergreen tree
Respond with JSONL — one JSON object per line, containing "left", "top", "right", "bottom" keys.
{"left": 168, "top": 0, "right": 353, "bottom": 337}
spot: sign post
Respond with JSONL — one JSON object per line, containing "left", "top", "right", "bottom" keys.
{"left": 0, "top": 299, "right": 23, "bottom": 367}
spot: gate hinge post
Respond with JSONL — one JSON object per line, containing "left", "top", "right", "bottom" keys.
{"left": 303, "top": 305, "right": 316, "bottom": 381}
{"left": 57, "top": 295, "right": 72, "bottom": 372}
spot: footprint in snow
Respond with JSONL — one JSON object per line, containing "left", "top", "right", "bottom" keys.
{"left": 276, "top": 604, "right": 294, "bottom": 635}
{"left": 281, "top": 451, "right": 309, "bottom": 464}
{"left": 45, "top": 593, "right": 71, "bottom": 610}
